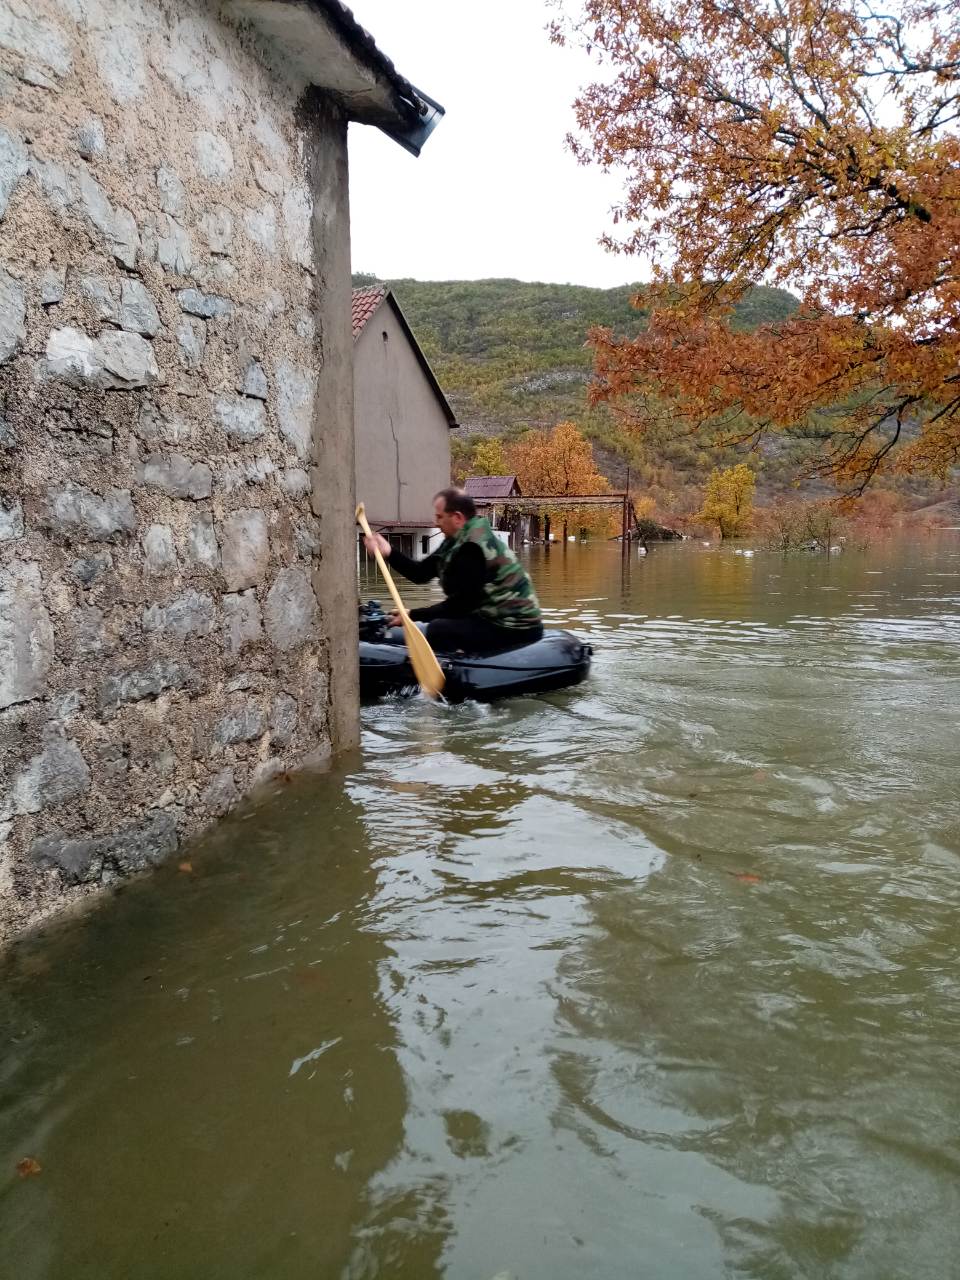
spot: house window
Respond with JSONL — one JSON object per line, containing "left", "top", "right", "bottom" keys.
{"left": 421, "top": 536, "right": 430, "bottom": 555}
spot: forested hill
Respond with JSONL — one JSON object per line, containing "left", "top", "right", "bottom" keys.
{"left": 353, "top": 275, "right": 800, "bottom": 436}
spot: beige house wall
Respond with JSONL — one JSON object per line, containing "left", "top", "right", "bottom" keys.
{"left": 353, "top": 305, "right": 452, "bottom": 527}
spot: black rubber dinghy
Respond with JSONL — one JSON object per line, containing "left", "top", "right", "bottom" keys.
{"left": 359, "top": 602, "right": 592, "bottom": 703}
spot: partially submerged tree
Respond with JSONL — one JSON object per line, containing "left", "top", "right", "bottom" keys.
{"left": 759, "top": 497, "right": 849, "bottom": 550}
{"left": 554, "top": 0, "right": 960, "bottom": 493}
{"left": 696, "top": 463, "right": 756, "bottom": 537}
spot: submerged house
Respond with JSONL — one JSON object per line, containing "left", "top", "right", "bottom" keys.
{"left": 0, "top": 0, "right": 442, "bottom": 941}
{"left": 353, "top": 285, "right": 458, "bottom": 559}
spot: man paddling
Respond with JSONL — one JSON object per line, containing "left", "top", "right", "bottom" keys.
{"left": 362, "top": 488, "right": 543, "bottom": 653}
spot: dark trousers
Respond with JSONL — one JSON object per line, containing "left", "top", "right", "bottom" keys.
{"left": 425, "top": 616, "right": 543, "bottom": 654}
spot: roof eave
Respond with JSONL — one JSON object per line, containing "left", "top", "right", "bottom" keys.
{"left": 384, "top": 292, "right": 460, "bottom": 429}
{"left": 225, "top": 0, "right": 445, "bottom": 155}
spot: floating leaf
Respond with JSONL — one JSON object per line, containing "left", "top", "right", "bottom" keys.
{"left": 735, "top": 873, "right": 761, "bottom": 884}
{"left": 16, "top": 1157, "right": 41, "bottom": 1178}
{"left": 178, "top": 861, "right": 193, "bottom": 874}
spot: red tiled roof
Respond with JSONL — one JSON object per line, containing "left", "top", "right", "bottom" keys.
{"left": 352, "top": 286, "right": 386, "bottom": 338}
{"left": 464, "top": 475, "right": 521, "bottom": 499}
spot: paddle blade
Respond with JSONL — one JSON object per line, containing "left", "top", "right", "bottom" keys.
{"left": 355, "top": 499, "right": 444, "bottom": 697}
{"left": 402, "top": 615, "right": 445, "bottom": 698}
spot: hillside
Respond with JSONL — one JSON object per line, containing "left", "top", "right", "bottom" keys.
{"left": 361, "top": 276, "right": 800, "bottom": 437}
{"left": 352, "top": 274, "right": 818, "bottom": 503}
{"left": 352, "top": 277, "right": 952, "bottom": 514}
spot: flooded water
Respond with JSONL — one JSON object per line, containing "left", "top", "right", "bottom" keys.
{"left": 2, "top": 537, "right": 960, "bottom": 1279}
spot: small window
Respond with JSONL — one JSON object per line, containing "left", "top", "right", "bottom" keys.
{"left": 421, "top": 536, "right": 430, "bottom": 555}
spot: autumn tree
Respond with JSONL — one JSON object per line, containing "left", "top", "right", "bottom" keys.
{"left": 758, "top": 497, "right": 851, "bottom": 550}
{"left": 509, "top": 421, "right": 616, "bottom": 536}
{"left": 695, "top": 464, "right": 756, "bottom": 538}
{"left": 470, "top": 437, "right": 510, "bottom": 477}
{"left": 450, "top": 434, "right": 509, "bottom": 485}
{"left": 553, "top": 0, "right": 960, "bottom": 493}
{"left": 450, "top": 435, "right": 472, "bottom": 486}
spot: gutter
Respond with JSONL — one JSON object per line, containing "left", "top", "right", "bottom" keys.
{"left": 234, "top": 0, "right": 445, "bottom": 156}
{"left": 312, "top": 0, "right": 445, "bottom": 156}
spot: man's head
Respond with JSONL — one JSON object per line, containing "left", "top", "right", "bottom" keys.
{"left": 433, "top": 487, "right": 476, "bottom": 538}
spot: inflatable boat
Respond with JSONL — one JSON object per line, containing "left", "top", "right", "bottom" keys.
{"left": 359, "top": 601, "right": 592, "bottom": 703}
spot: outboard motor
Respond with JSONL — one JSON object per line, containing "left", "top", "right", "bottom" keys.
{"left": 358, "top": 599, "right": 389, "bottom": 642}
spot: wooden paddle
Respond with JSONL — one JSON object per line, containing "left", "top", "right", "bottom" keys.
{"left": 356, "top": 503, "right": 445, "bottom": 699}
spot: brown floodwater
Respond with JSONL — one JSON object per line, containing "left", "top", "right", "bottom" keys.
{"left": 1, "top": 536, "right": 959, "bottom": 1279}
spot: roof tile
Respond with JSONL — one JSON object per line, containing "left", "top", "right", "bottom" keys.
{"left": 352, "top": 286, "right": 386, "bottom": 338}
{"left": 464, "top": 475, "right": 521, "bottom": 499}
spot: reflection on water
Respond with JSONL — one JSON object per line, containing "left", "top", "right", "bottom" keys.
{"left": 0, "top": 779, "right": 449, "bottom": 1278}
{"left": 3, "top": 538, "right": 960, "bottom": 1278}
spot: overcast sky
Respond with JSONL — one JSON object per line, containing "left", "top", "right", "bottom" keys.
{"left": 346, "top": 0, "right": 643, "bottom": 289}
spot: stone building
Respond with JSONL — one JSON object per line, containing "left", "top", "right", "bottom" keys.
{"left": 0, "top": 0, "right": 442, "bottom": 940}
{"left": 352, "top": 285, "right": 458, "bottom": 560}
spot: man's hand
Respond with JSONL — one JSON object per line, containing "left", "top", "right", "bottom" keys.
{"left": 386, "top": 611, "right": 401, "bottom": 628}
{"left": 363, "top": 532, "right": 392, "bottom": 558}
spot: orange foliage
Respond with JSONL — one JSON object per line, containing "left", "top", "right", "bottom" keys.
{"left": 508, "top": 422, "right": 608, "bottom": 494}
{"left": 554, "top": 0, "right": 960, "bottom": 493}
{"left": 508, "top": 422, "right": 618, "bottom": 534}
{"left": 846, "top": 488, "right": 907, "bottom": 532}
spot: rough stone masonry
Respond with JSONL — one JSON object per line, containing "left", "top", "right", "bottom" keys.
{"left": 0, "top": 0, "right": 362, "bottom": 941}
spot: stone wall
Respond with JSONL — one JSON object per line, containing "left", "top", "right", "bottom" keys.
{"left": 0, "top": 0, "right": 353, "bottom": 939}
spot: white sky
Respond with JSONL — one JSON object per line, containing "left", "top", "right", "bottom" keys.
{"left": 346, "top": 0, "right": 642, "bottom": 289}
